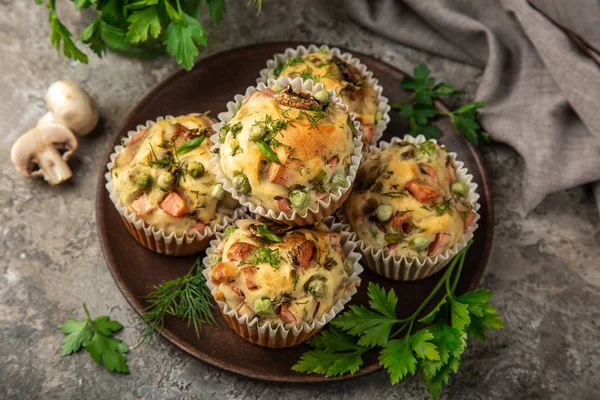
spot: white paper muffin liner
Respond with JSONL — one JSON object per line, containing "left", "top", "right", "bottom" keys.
{"left": 202, "top": 216, "right": 363, "bottom": 348}
{"left": 257, "top": 44, "right": 390, "bottom": 145}
{"left": 339, "top": 135, "right": 480, "bottom": 281}
{"left": 105, "top": 115, "right": 247, "bottom": 256}
{"left": 210, "top": 76, "right": 364, "bottom": 226}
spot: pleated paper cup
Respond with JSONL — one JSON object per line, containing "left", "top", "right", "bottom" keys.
{"left": 202, "top": 217, "right": 363, "bottom": 348}
{"left": 257, "top": 44, "right": 390, "bottom": 144}
{"left": 105, "top": 115, "right": 246, "bottom": 256}
{"left": 210, "top": 76, "right": 363, "bottom": 226}
{"left": 339, "top": 135, "right": 480, "bottom": 281}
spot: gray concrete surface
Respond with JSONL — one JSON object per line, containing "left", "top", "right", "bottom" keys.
{"left": 1, "top": 0, "right": 600, "bottom": 399}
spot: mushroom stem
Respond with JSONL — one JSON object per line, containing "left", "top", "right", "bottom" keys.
{"left": 37, "top": 147, "right": 73, "bottom": 185}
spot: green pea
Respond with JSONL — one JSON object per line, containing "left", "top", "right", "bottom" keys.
{"left": 307, "top": 278, "right": 328, "bottom": 298}
{"left": 451, "top": 181, "right": 468, "bottom": 197}
{"left": 224, "top": 225, "right": 238, "bottom": 238}
{"left": 254, "top": 297, "right": 273, "bottom": 315}
{"left": 211, "top": 183, "right": 225, "bottom": 200}
{"left": 232, "top": 172, "right": 251, "bottom": 194}
{"left": 411, "top": 236, "right": 431, "bottom": 251}
{"left": 207, "top": 252, "right": 222, "bottom": 267}
{"left": 289, "top": 189, "right": 307, "bottom": 208}
{"left": 375, "top": 111, "right": 383, "bottom": 124}
{"left": 330, "top": 172, "right": 347, "bottom": 189}
{"left": 158, "top": 172, "right": 175, "bottom": 191}
{"left": 136, "top": 173, "right": 152, "bottom": 190}
{"left": 249, "top": 124, "right": 266, "bottom": 140}
{"left": 188, "top": 162, "right": 205, "bottom": 179}
{"left": 376, "top": 204, "right": 394, "bottom": 221}
{"left": 271, "top": 83, "right": 284, "bottom": 93}
{"left": 314, "top": 89, "right": 330, "bottom": 104}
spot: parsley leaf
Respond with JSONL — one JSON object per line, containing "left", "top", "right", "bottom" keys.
{"left": 84, "top": 328, "right": 129, "bottom": 374}
{"left": 379, "top": 338, "right": 417, "bottom": 384}
{"left": 163, "top": 11, "right": 207, "bottom": 71}
{"left": 60, "top": 318, "right": 93, "bottom": 356}
{"left": 48, "top": 3, "right": 88, "bottom": 63}
{"left": 126, "top": 6, "right": 162, "bottom": 43}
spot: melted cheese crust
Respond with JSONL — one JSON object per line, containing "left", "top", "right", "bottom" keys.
{"left": 111, "top": 114, "right": 238, "bottom": 235}
{"left": 344, "top": 142, "right": 470, "bottom": 259}
{"left": 278, "top": 52, "right": 378, "bottom": 126}
{"left": 219, "top": 89, "right": 356, "bottom": 211}
{"left": 211, "top": 219, "right": 353, "bottom": 325}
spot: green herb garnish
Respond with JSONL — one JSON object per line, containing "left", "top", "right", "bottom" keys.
{"left": 254, "top": 139, "right": 279, "bottom": 163}
{"left": 381, "top": 190, "right": 407, "bottom": 198}
{"left": 273, "top": 55, "right": 305, "bottom": 76}
{"left": 257, "top": 224, "right": 283, "bottom": 243}
{"left": 432, "top": 199, "right": 454, "bottom": 216}
{"left": 176, "top": 136, "right": 205, "bottom": 155}
{"left": 292, "top": 244, "right": 503, "bottom": 399}
{"left": 138, "top": 257, "right": 216, "bottom": 345}
{"left": 391, "top": 63, "right": 489, "bottom": 144}
{"left": 60, "top": 303, "right": 129, "bottom": 374}
{"left": 242, "top": 247, "right": 281, "bottom": 269}
{"left": 309, "top": 169, "right": 328, "bottom": 192}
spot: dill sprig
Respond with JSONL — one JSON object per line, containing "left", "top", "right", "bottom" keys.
{"left": 138, "top": 257, "right": 216, "bottom": 346}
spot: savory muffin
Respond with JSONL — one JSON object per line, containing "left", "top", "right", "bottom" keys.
{"left": 217, "top": 83, "right": 359, "bottom": 216}
{"left": 207, "top": 219, "right": 355, "bottom": 325}
{"left": 110, "top": 113, "right": 238, "bottom": 237}
{"left": 268, "top": 49, "right": 380, "bottom": 144}
{"left": 344, "top": 139, "right": 476, "bottom": 260}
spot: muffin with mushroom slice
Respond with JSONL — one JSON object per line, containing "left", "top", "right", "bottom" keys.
{"left": 260, "top": 46, "right": 387, "bottom": 144}
{"left": 107, "top": 113, "right": 241, "bottom": 255}
{"left": 213, "top": 78, "right": 362, "bottom": 226}
{"left": 204, "top": 218, "right": 362, "bottom": 347}
{"left": 342, "top": 136, "right": 479, "bottom": 280}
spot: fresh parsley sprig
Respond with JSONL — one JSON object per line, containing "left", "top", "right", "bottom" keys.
{"left": 392, "top": 64, "right": 490, "bottom": 145}
{"left": 138, "top": 257, "right": 216, "bottom": 346}
{"left": 36, "top": 0, "right": 263, "bottom": 70}
{"left": 293, "top": 243, "right": 503, "bottom": 399}
{"left": 60, "top": 303, "right": 129, "bottom": 374}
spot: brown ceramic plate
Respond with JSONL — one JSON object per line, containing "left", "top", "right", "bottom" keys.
{"left": 96, "top": 42, "right": 494, "bottom": 383}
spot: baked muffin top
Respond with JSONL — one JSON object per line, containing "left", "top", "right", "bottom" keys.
{"left": 344, "top": 140, "right": 476, "bottom": 259}
{"left": 208, "top": 219, "right": 354, "bottom": 325}
{"left": 218, "top": 85, "right": 358, "bottom": 214}
{"left": 272, "top": 50, "right": 379, "bottom": 143}
{"left": 111, "top": 114, "right": 238, "bottom": 236}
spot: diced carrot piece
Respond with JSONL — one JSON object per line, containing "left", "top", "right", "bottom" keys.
{"left": 127, "top": 127, "right": 149, "bottom": 146}
{"left": 279, "top": 303, "right": 296, "bottom": 323}
{"left": 210, "top": 262, "right": 239, "bottom": 283}
{"left": 297, "top": 240, "right": 316, "bottom": 269}
{"left": 463, "top": 211, "right": 476, "bottom": 231}
{"left": 391, "top": 212, "right": 408, "bottom": 229}
{"left": 262, "top": 88, "right": 276, "bottom": 97}
{"left": 159, "top": 192, "right": 188, "bottom": 217}
{"left": 227, "top": 242, "right": 256, "bottom": 262}
{"left": 131, "top": 194, "right": 155, "bottom": 216}
{"left": 404, "top": 180, "right": 440, "bottom": 203}
{"left": 275, "top": 197, "right": 291, "bottom": 213}
{"left": 428, "top": 233, "right": 451, "bottom": 257}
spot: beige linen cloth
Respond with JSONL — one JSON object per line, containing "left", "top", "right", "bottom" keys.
{"left": 346, "top": 0, "right": 600, "bottom": 212}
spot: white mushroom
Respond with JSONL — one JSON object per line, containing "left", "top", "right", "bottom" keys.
{"left": 11, "top": 123, "right": 78, "bottom": 185}
{"left": 37, "top": 80, "right": 99, "bottom": 136}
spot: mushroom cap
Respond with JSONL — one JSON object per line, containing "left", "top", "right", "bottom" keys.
{"left": 39, "top": 80, "right": 99, "bottom": 136}
{"left": 11, "top": 123, "right": 78, "bottom": 177}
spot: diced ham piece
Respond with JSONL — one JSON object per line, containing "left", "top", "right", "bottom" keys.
{"left": 267, "top": 163, "right": 294, "bottom": 186}
{"left": 131, "top": 194, "right": 155, "bottom": 216}
{"left": 227, "top": 242, "right": 256, "bottom": 262}
{"left": 391, "top": 212, "right": 409, "bottom": 229}
{"left": 297, "top": 240, "right": 316, "bottom": 269}
{"left": 386, "top": 243, "right": 398, "bottom": 255}
{"left": 327, "top": 156, "right": 338, "bottom": 167}
{"left": 275, "top": 197, "right": 291, "bottom": 213}
{"left": 316, "top": 192, "right": 329, "bottom": 200}
{"left": 190, "top": 221, "right": 206, "bottom": 233}
{"left": 127, "top": 127, "right": 149, "bottom": 146}
{"left": 230, "top": 286, "right": 245, "bottom": 297}
{"left": 428, "top": 233, "right": 451, "bottom": 257}
{"left": 328, "top": 232, "right": 342, "bottom": 247}
{"left": 421, "top": 165, "right": 439, "bottom": 184}
{"left": 241, "top": 266, "right": 258, "bottom": 289}
{"left": 404, "top": 180, "right": 440, "bottom": 203}
{"left": 362, "top": 124, "right": 374, "bottom": 144}
{"left": 279, "top": 303, "right": 296, "bottom": 323}
{"left": 262, "top": 88, "right": 276, "bottom": 97}
{"left": 160, "top": 192, "right": 188, "bottom": 217}
{"left": 446, "top": 162, "right": 457, "bottom": 182}
{"left": 210, "top": 262, "right": 239, "bottom": 283}
{"left": 172, "top": 123, "right": 189, "bottom": 138}
{"left": 463, "top": 211, "right": 476, "bottom": 231}
{"left": 402, "top": 223, "right": 413, "bottom": 234}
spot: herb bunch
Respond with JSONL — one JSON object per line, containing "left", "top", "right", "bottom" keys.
{"left": 36, "top": 0, "right": 263, "bottom": 70}
{"left": 293, "top": 243, "right": 503, "bottom": 399}
{"left": 138, "top": 257, "right": 216, "bottom": 345}
{"left": 392, "top": 64, "right": 491, "bottom": 145}
{"left": 60, "top": 303, "right": 129, "bottom": 373}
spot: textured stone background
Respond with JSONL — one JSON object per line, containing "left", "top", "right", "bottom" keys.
{"left": 2, "top": 0, "right": 600, "bottom": 399}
